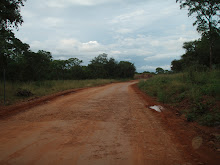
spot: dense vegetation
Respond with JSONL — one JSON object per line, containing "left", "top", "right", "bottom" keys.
{"left": 139, "top": 71, "right": 220, "bottom": 126}
{"left": 0, "top": 51, "right": 136, "bottom": 81}
{"left": 171, "top": 34, "right": 220, "bottom": 72}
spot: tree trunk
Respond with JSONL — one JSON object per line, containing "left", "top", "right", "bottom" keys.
{"left": 3, "top": 68, "right": 6, "bottom": 105}
{"left": 209, "top": 22, "right": 213, "bottom": 70}
{"left": 209, "top": 42, "right": 213, "bottom": 70}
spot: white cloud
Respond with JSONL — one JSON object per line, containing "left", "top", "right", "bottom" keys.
{"left": 80, "top": 41, "right": 102, "bottom": 52}
{"left": 45, "top": 0, "right": 123, "bottom": 8}
{"left": 110, "top": 9, "right": 145, "bottom": 24}
{"left": 43, "top": 17, "right": 64, "bottom": 28}
{"left": 144, "top": 53, "right": 177, "bottom": 61}
{"left": 115, "top": 28, "right": 133, "bottom": 34}
{"left": 139, "top": 65, "right": 171, "bottom": 71}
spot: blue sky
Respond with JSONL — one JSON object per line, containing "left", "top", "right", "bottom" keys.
{"left": 14, "top": 0, "right": 200, "bottom": 72}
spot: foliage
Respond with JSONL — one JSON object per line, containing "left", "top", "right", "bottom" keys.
{"left": 176, "top": 0, "right": 220, "bottom": 68}
{"left": 138, "top": 70, "right": 220, "bottom": 126}
{"left": 0, "top": 51, "right": 136, "bottom": 81}
{"left": 0, "top": 0, "right": 27, "bottom": 70}
{"left": 16, "top": 88, "right": 33, "bottom": 97}
{"left": 156, "top": 67, "right": 165, "bottom": 74}
{"left": 176, "top": 0, "right": 219, "bottom": 33}
{"left": 0, "top": 0, "right": 26, "bottom": 30}
{"left": 117, "top": 61, "right": 136, "bottom": 78}
{"left": 171, "top": 33, "right": 220, "bottom": 72}
{"left": 88, "top": 54, "right": 136, "bottom": 79}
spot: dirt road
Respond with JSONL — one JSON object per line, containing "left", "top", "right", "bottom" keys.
{"left": 0, "top": 81, "right": 218, "bottom": 165}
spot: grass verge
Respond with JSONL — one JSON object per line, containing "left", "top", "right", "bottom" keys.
{"left": 0, "top": 79, "right": 119, "bottom": 106}
{"left": 138, "top": 70, "right": 220, "bottom": 126}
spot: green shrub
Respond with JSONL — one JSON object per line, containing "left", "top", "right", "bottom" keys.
{"left": 138, "top": 70, "right": 220, "bottom": 127}
{"left": 198, "top": 113, "right": 220, "bottom": 126}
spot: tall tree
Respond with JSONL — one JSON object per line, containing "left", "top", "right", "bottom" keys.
{"left": 155, "top": 67, "right": 165, "bottom": 74}
{"left": 117, "top": 61, "right": 136, "bottom": 78}
{"left": 0, "top": 0, "right": 26, "bottom": 30}
{"left": 0, "top": 0, "right": 26, "bottom": 69}
{"left": 88, "top": 53, "right": 109, "bottom": 78}
{"left": 176, "top": 0, "right": 220, "bottom": 69}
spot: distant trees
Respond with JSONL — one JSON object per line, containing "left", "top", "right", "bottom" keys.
{"left": 118, "top": 61, "right": 136, "bottom": 78}
{"left": 88, "top": 53, "right": 136, "bottom": 79}
{"left": 155, "top": 67, "right": 165, "bottom": 74}
{"left": 1, "top": 51, "right": 136, "bottom": 81}
{"left": 172, "top": 0, "right": 220, "bottom": 72}
{"left": 176, "top": 0, "right": 220, "bottom": 69}
{"left": 171, "top": 33, "right": 220, "bottom": 72}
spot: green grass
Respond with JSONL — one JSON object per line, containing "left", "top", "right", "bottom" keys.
{"left": 138, "top": 70, "right": 220, "bottom": 126}
{"left": 0, "top": 79, "right": 119, "bottom": 106}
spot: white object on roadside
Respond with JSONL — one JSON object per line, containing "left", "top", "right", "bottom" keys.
{"left": 149, "top": 105, "right": 164, "bottom": 112}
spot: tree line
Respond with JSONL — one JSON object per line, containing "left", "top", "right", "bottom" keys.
{"left": 0, "top": 0, "right": 136, "bottom": 81}
{"left": 171, "top": 0, "right": 220, "bottom": 72}
{"left": 0, "top": 33, "right": 136, "bottom": 81}
{"left": 1, "top": 49, "right": 136, "bottom": 81}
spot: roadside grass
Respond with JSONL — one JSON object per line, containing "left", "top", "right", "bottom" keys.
{"left": 138, "top": 70, "right": 220, "bottom": 126}
{"left": 0, "top": 79, "right": 119, "bottom": 106}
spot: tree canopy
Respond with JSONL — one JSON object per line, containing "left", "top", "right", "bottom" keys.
{"left": 176, "top": 0, "right": 220, "bottom": 69}
{"left": 171, "top": 33, "right": 220, "bottom": 72}
{"left": 0, "top": 0, "right": 26, "bottom": 30}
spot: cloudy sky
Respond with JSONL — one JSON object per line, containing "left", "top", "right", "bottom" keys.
{"left": 14, "top": 0, "right": 200, "bottom": 72}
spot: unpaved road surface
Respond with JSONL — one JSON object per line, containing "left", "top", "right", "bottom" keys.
{"left": 0, "top": 82, "right": 218, "bottom": 165}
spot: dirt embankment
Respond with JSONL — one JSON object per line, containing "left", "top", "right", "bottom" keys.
{"left": 0, "top": 81, "right": 219, "bottom": 165}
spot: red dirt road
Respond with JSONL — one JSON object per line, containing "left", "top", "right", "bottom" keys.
{"left": 0, "top": 81, "right": 219, "bottom": 165}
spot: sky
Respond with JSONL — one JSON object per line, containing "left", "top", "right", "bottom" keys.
{"left": 14, "top": 0, "right": 200, "bottom": 72}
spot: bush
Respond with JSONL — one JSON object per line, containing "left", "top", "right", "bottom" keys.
{"left": 198, "top": 113, "right": 220, "bottom": 127}
{"left": 16, "top": 88, "right": 34, "bottom": 97}
{"left": 138, "top": 70, "right": 220, "bottom": 127}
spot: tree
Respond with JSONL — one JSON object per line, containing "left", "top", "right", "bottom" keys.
{"left": 171, "top": 32, "right": 220, "bottom": 72}
{"left": 117, "top": 61, "right": 136, "bottom": 78}
{"left": 66, "top": 58, "right": 82, "bottom": 69}
{"left": 156, "top": 67, "right": 164, "bottom": 74}
{"left": 0, "top": 0, "right": 26, "bottom": 64}
{"left": 176, "top": 0, "right": 220, "bottom": 69}
{"left": 0, "top": 0, "right": 26, "bottom": 30}
{"left": 171, "top": 59, "right": 183, "bottom": 72}
{"left": 88, "top": 53, "right": 109, "bottom": 78}
{"left": 21, "top": 50, "right": 52, "bottom": 81}
{"left": 105, "top": 57, "right": 118, "bottom": 78}
{"left": 0, "top": 0, "right": 26, "bottom": 89}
